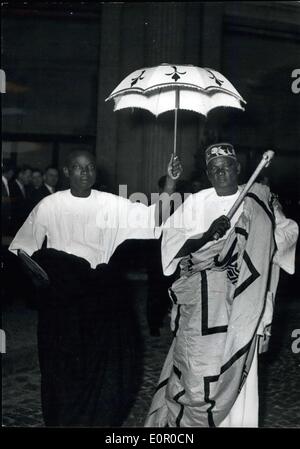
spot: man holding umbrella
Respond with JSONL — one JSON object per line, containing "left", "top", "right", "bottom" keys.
{"left": 8, "top": 149, "right": 182, "bottom": 427}
{"left": 146, "top": 142, "right": 298, "bottom": 427}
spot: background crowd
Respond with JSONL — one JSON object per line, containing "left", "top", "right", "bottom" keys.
{"left": 2, "top": 160, "right": 59, "bottom": 237}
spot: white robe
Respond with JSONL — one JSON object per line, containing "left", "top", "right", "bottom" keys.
{"left": 161, "top": 186, "right": 297, "bottom": 277}
{"left": 160, "top": 185, "right": 298, "bottom": 427}
{"left": 9, "top": 189, "right": 159, "bottom": 268}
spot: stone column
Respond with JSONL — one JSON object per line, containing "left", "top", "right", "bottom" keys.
{"left": 142, "top": 2, "right": 187, "bottom": 194}
{"left": 95, "top": 3, "right": 123, "bottom": 189}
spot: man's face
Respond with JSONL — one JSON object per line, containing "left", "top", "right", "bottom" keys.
{"left": 44, "top": 168, "right": 59, "bottom": 188}
{"left": 4, "top": 169, "right": 14, "bottom": 181}
{"left": 64, "top": 154, "right": 96, "bottom": 195}
{"left": 32, "top": 171, "right": 43, "bottom": 189}
{"left": 207, "top": 156, "right": 240, "bottom": 195}
{"left": 20, "top": 169, "right": 32, "bottom": 186}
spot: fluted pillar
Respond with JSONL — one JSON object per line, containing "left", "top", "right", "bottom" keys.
{"left": 96, "top": 3, "right": 147, "bottom": 194}
{"left": 95, "top": 3, "right": 123, "bottom": 189}
{"left": 142, "top": 3, "right": 187, "bottom": 194}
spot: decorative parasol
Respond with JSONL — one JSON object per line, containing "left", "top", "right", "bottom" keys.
{"left": 106, "top": 63, "right": 246, "bottom": 156}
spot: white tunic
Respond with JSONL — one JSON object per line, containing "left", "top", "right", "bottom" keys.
{"left": 160, "top": 185, "right": 298, "bottom": 427}
{"left": 9, "top": 189, "right": 159, "bottom": 268}
{"left": 161, "top": 186, "right": 298, "bottom": 276}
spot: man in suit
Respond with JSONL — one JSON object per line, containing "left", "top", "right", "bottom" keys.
{"left": 9, "top": 164, "right": 32, "bottom": 234}
{"left": 31, "top": 169, "right": 44, "bottom": 190}
{"left": 2, "top": 161, "right": 31, "bottom": 306}
{"left": 30, "top": 166, "right": 59, "bottom": 208}
{"left": 2, "top": 159, "right": 16, "bottom": 237}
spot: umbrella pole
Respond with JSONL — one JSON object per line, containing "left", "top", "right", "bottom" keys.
{"left": 173, "top": 88, "right": 179, "bottom": 157}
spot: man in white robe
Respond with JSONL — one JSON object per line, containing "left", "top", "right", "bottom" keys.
{"left": 145, "top": 143, "right": 298, "bottom": 427}
{"left": 9, "top": 150, "right": 181, "bottom": 426}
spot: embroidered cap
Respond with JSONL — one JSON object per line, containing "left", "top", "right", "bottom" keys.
{"left": 205, "top": 143, "right": 237, "bottom": 166}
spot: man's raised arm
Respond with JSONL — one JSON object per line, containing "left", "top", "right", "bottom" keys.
{"left": 155, "top": 154, "right": 183, "bottom": 226}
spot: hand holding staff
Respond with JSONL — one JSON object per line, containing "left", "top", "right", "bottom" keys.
{"left": 213, "top": 150, "right": 275, "bottom": 240}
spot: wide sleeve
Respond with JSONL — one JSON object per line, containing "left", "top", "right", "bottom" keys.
{"left": 273, "top": 200, "right": 299, "bottom": 274}
{"left": 9, "top": 200, "right": 49, "bottom": 256}
{"left": 113, "top": 196, "right": 161, "bottom": 247}
{"left": 161, "top": 194, "right": 203, "bottom": 276}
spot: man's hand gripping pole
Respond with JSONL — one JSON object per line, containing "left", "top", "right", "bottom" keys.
{"left": 213, "top": 150, "right": 275, "bottom": 240}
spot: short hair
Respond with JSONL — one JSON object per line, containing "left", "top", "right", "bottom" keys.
{"left": 45, "top": 165, "right": 58, "bottom": 173}
{"left": 32, "top": 168, "right": 43, "bottom": 175}
{"left": 64, "top": 150, "right": 96, "bottom": 169}
{"left": 16, "top": 164, "right": 32, "bottom": 177}
{"left": 2, "top": 159, "right": 16, "bottom": 174}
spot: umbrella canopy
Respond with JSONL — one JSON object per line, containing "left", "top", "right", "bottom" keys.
{"left": 106, "top": 64, "right": 246, "bottom": 155}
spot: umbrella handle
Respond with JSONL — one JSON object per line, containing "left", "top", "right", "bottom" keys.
{"left": 173, "top": 88, "right": 180, "bottom": 157}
